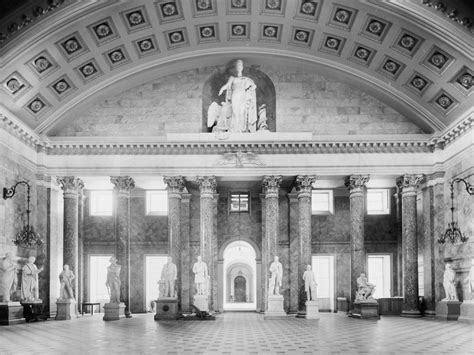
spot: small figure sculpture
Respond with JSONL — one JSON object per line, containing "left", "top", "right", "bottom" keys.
{"left": 302, "top": 265, "right": 317, "bottom": 301}
{"left": 193, "top": 256, "right": 209, "bottom": 296}
{"left": 0, "top": 252, "right": 17, "bottom": 302}
{"left": 268, "top": 256, "right": 283, "bottom": 296}
{"left": 464, "top": 259, "right": 474, "bottom": 301}
{"left": 105, "top": 256, "right": 121, "bottom": 303}
{"left": 160, "top": 256, "right": 177, "bottom": 298}
{"left": 442, "top": 263, "right": 458, "bottom": 301}
{"left": 59, "top": 265, "right": 75, "bottom": 300}
{"left": 21, "top": 256, "right": 43, "bottom": 302}
{"left": 355, "top": 273, "right": 376, "bottom": 301}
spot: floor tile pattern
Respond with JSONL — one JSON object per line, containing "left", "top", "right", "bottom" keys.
{"left": 0, "top": 312, "right": 472, "bottom": 354}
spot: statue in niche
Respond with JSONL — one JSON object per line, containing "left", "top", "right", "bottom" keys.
{"left": 105, "top": 256, "right": 121, "bottom": 303}
{"left": 464, "top": 259, "right": 474, "bottom": 301}
{"left": 442, "top": 263, "right": 458, "bottom": 301}
{"left": 193, "top": 256, "right": 209, "bottom": 296}
{"left": 160, "top": 256, "right": 177, "bottom": 298}
{"left": 355, "top": 273, "right": 376, "bottom": 301}
{"left": 302, "top": 265, "right": 317, "bottom": 301}
{"left": 207, "top": 59, "right": 270, "bottom": 134}
{"left": 21, "top": 256, "right": 43, "bottom": 302}
{"left": 268, "top": 256, "right": 283, "bottom": 296}
{"left": 1, "top": 252, "right": 18, "bottom": 302}
{"left": 59, "top": 265, "right": 75, "bottom": 300}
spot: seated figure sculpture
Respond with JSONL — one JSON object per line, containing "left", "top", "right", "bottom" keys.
{"left": 355, "top": 273, "right": 376, "bottom": 301}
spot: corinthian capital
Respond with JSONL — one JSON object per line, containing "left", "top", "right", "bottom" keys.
{"left": 57, "top": 176, "right": 84, "bottom": 196}
{"left": 164, "top": 176, "right": 186, "bottom": 192}
{"left": 396, "top": 174, "right": 424, "bottom": 195}
{"left": 110, "top": 176, "right": 135, "bottom": 194}
{"left": 197, "top": 176, "right": 217, "bottom": 197}
{"left": 344, "top": 175, "right": 370, "bottom": 195}
{"left": 262, "top": 175, "right": 282, "bottom": 197}
{"left": 295, "top": 175, "right": 317, "bottom": 197}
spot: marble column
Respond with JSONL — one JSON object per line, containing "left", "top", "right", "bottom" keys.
{"left": 262, "top": 175, "right": 282, "bottom": 310}
{"left": 180, "top": 193, "right": 192, "bottom": 312}
{"left": 345, "top": 175, "right": 370, "bottom": 306}
{"left": 197, "top": 176, "right": 217, "bottom": 311}
{"left": 164, "top": 176, "right": 185, "bottom": 302}
{"left": 296, "top": 175, "right": 317, "bottom": 310}
{"left": 57, "top": 176, "right": 84, "bottom": 303}
{"left": 110, "top": 176, "right": 135, "bottom": 317}
{"left": 397, "top": 174, "right": 424, "bottom": 317}
{"left": 288, "top": 192, "right": 299, "bottom": 313}
{"left": 77, "top": 187, "right": 85, "bottom": 313}
{"left": 394, "top": 188, "right": 403, "bottom": 297}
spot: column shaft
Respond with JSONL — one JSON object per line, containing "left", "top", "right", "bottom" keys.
{"left": 180, "top": 193, "right": 192, "bottom": 312}
{"left": 288, "top": 193, "right": 299, "bottom": 313}
{"left": 77, "top": 189, "right": 85, "bottom": 312}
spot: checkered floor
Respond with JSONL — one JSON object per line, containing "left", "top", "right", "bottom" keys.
{"left": 0, "top": 312, "right": 472, "bottom": 354}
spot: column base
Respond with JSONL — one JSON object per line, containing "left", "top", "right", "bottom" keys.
{"left": 305, "top": 300, "right": 320, "bottom": 320}
{"left": 349, "top": 300, "right": 379, "bottom": 320}
{"left": 264, "top": 295, "right": 286, "bottom": 319}
{"left": 154, "top": 298, "right": 179, "bottom": 321}
{"left": 423, "top": 310, "right": 436, "bottom": 318}
{"left": 55, "top": 299, "right": 77, "bottom": 320}
{"left": 103, "top": 302, "right": 126, "bottom": 321}
{"left": 400, "top": 309, "right": 423, "bottom": 318}
{"left": 193, "top": 295, "right": 209, "bottom": 312}
{"left": 435, "top": 301, "right": 461, "bottom": 321}
{"left": 0, "top": 302, "right": 26, "bottom": 325}
{"left": 459, "top": 301, "right": 474, "bottom": 324}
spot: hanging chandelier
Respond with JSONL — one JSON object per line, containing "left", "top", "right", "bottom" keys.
{"left": 438, "top": 177, "right": 473, "bottom": 244}
{"left": 3, "top": 181, "right": 43, "bottom": 248}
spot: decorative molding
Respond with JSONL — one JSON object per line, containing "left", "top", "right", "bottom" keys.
{"left": 196, "top": 176, "right": 217, "bottom": 196}
{"left": 262, "top": 175, "right": 282, "bottom": 197}
{"left": 431, "top": 114, "right": 474, "bottom": 148}
{"left": 57, "top": 176, "right": 84, "bottom": 196}
{"left": 110, "top": 176, "right": 135, "bottom": 193}
{"left": 396, "top": 174, "right": 425, "bottom": 195}
{"left": 0, "top": 112, "right": 43, "bottom": 148}
{"left": 344, "top": 175, "right": 370, "bottom": 195}
{"left": 295, "top": 175, "right": 317, "bottom": 197}
{"left": 163, "top": 176, "right": 186, "bottom": 195}
{"left": 214, "top": 150, "right": 265, "bottom": 167}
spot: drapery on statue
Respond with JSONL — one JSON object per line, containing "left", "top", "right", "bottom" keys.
{"left": 268, "top": 256, "right": 283, "bottom": 296}
{"left": 355, "top": 273, "right": 376, "bottom": 301}
{"left": 1, "top": 252, "right": 17, "bottom": 302}
{"left": 59, "top": 264, "right": 75, "bottom": 300}
{"left": 465, "top": 259, "right": 474, "bottom": 301}
{"left": 208, "top": 59, "right": 258, "bottom": 133}
{"left": 193, "top": 256, "right": 209, "bottom": 296}
{"left": 21, "top": 256, "right": 43, "bottom": 302}
{"left": 160, "top": 256, "right": 177, "bottom": 298}
{"left": 302, "top": 265, "right": 317, "bottom": 301}
{"left": 106, "top": 256, "right": 121, "bottom": 303}
{"left": 442, "top": 263, "right": 458, "bottom": 301}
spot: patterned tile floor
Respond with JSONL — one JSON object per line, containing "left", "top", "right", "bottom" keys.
{"left": 0, "top": 312, "right": 472, "bottom": 354}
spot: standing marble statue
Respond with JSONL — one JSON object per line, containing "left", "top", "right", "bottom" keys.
{"left": 218, "top": 59, "right": 258, "bottom": 133}
{"left": 442, "top": 263, "right": 458, "bottom": 301}
{"left": 106, "top": 256, "right": 121, "bottom": 303}
{"left": 193, "top": 256, "right": 209, "bottom": 296}
{"left": 268, "top": 256, "right": 283, "bottom": 296}
{"left": 465, "top": 259, "right": 474, "bottom": 301}
{"left": 21, "top": 256, "right": 43, "bottom": 302}
{"left": 355, "top": 273, "right": 375, "bottom": 301}
{"left": 302, "top": 265, "right": 317, "bottom": 301}
{"left": 1, "top": 252, "right": 17, "bottom": 302}
{"left": 161, "top": 256, "right": 177, "bottom": 298}
{"left": 59, "top": 265, "right": 75, "bottom": 300}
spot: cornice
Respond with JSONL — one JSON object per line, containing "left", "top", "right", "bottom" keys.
{"left": 430, "top": 113, "right": 474, "bottom": 149}
{"left": 0, "top": 110, "right": 43, "bottom": 148}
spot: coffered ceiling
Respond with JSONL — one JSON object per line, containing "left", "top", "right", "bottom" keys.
{"left": 0, "top": 0, "right": 472, "bottom": 137}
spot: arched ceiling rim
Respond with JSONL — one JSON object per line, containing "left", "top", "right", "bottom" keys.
{"left": 37, "top": 47, "right": 443, "bottom": 135}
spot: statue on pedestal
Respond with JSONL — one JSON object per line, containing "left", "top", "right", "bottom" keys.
{"left": 106, "top": 256, "right": 121, "bottom": 303}
{"left": 464, "top": 259, "right": 474, "bottom": 301}
{"left": 268, "top": 256, "right": 283, "bottom": 296}
{"left": 160, "top": 256, "right": 177, "bottom": 298}
{"left": 0, "top": 252, "right": 17, "bottom": 302}
{"left": 355, "top": 273, "right": 376, "bottom": 301}
{"left": 21, "top": 256, "right": 43, "bottom": 302}
{"left": 59, "top": 265, "right": 75, "bottom": 300}
{"left": 302, "top": 265, "right": 317, "bottom": 301}
{"left": 193, "top": 256, "right": 209, "bottom": 296}
{"left": 442, "top": 263, "right": 458, "bottom": 301}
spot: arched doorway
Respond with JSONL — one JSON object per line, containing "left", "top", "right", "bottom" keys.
{"left": 219, "top": 240, "right": 260, "bottom": 311}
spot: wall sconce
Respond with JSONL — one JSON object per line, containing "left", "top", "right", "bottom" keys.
{"left": 3, "top": 181, "right": 43, "bottom": 248}
{"left": 438, "top": 177, "right": 473, "bottom": 244}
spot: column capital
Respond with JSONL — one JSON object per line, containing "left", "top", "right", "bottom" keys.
{"left": 345, "top": 175, "right": 370, "bottom": 196}
{"left": 396, "top": 174, "right": 424, "bottom": 196}
{"left": 57, "top": 176, "right": 84, "bottom": 197}
{"left": 110, "top": 176, "right": 135, "bottom": 194}
{"left": 295, "top": 175, "right": 317, "bottom": 198}
{"left": 164, "top": 176, "right": 186, "bottom": 197}
{"left": 197, "top": 176, "right": 217, "bottom": 198}
{"left": 262, "top": 175, "right": 282, "bottom": 198}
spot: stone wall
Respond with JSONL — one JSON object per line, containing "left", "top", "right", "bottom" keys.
{"left": 53, "top": 65, "right": 424, "bottom": 137}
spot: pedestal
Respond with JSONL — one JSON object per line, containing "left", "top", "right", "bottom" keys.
{"left": 350, "top": 300, "right": 380, "bottom": 320}
{"left": 305, "top": 300, "right": 320, "bottom": 320}
{"left": 103, "top": 302, "right": 126, "bottom": 321}
{"left": 436, "top": 301, "right": 461, "bottom": 321}
{"left": 459, "top": 301, "right": 474, "bottom": 324}
{"left": 264, "top": 295, "right": 286, "bottom": 319}
{"left": 0, "top": 302, "right": 25, "bottom": 325}
{"left": 154, "top": 298, "right": 179, "bottom": 320}
{"left": 193, "top": 295, "right": 209, "bottom": 312}
{"left": 55, "top": 299, "right": 77, "bottom": 320}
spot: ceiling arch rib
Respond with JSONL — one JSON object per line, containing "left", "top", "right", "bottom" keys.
{"left": 0, "top": 0, "right": 472, "bottom": 137}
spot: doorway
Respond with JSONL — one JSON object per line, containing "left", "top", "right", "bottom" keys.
{"left": 312, "top": 255, "right": 335, "bottom": 311}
